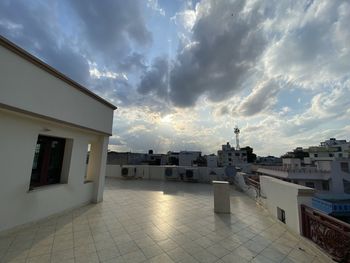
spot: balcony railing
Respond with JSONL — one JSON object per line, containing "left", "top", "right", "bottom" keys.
{"left": 301, "top": 204, "right": 350, "bottom": 262}
{"left": 246, "top": 177, "right": 260, "bottom": 197}
{"left": 257, "top": 165, "right": 329, "bottom": 174}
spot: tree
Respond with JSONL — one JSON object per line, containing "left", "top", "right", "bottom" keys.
{"left": 241, "top": 146, "right": 257, "bottom": 163}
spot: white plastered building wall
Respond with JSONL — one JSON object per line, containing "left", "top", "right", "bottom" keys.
{"left": 0, "top": 36, "right": 116, "bottom": 232}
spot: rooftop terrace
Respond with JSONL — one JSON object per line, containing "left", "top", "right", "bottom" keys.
{"left": 0, "top": 178, "right": 332, "bottom": 263}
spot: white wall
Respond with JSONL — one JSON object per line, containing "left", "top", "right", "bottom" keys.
{"left": 233, "top": 172, "right": 259, "bottom": 199}
{"left": 106, "top": 165, "right": 122, "bottom": 178}
{"left": 0, "top": 45, "right": 114, "bottom": 135}
{"left": 315, "top": 160, "right": 332, "bottom": 171}
{"left": 0, "top": 110, "right": 108, "bottom": 232}
{"left": 260, "top": 176, "right": 314, "bottom": 235}
{"left": 105, "top": 165, "right": 225, "bottom": 183}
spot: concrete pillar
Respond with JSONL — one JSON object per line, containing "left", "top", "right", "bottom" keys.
{"left": 90, "top": 136, "right": 109, "bottom": 203}
{"left": 213, "top": 181, "right": 231, "bottom": 213}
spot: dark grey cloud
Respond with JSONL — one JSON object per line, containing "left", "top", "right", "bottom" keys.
{"left": 235, "top": 80, "right": 280, "bottom": 116}
{"left": 68, "top": 0, "right": 152, "bottom": 59}
{"left": 139, "top": 0, "right": 267, "bottom": 107}
{"left": 118, "top": 52, "right": 147, "bottom": 72}
{"left": 0, "top": 1, "right": 88, "bottom": 85}
{"left": 0, "top": 0, "right": 152, "bottom": 92}
{"left": 90, "top": 75, "right": 172, "bottom": 114}
{"left": 138, "top": 57, "right": 169, "bottom": 98}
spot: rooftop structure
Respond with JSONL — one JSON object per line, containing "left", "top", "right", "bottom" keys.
{"left": 0, "top": 36, "right": 115, "bottom": 231}
{"left": 178, "top": 151, "right": 202, "bottom": 167}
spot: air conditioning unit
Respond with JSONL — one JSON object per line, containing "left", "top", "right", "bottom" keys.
{"left": 164, "top": 167, "right": 179, "bottom": 180}
{"left": 184, "top": 169, "right": 198, "bottom": 182}
{"left": 121, "top": 167, "right": 136, "bottom": 179}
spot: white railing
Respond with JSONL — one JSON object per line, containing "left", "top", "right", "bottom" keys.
{"left": 256, "top": 165, "right": 329, "bottom": 174}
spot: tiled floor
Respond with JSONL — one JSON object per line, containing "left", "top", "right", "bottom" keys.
{"left": 0, "top": 178, "right": 333, "bottom": 263}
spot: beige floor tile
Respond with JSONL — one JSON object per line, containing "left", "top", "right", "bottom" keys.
{"left": 116, "top": 241, "right": 140, "bottom": 255}
{"left": 97, "top": 247, "right": 120, "bottom": 262}
{"left": 122, "top": 250, "right": 147, "bottom": 263}
{"left": 51, "top": 248, "right": 74, "bottom": 262}
{"left": 157, "top": 238, "right": 179, "bottom": 251}
{"left": 221, "top": 252, "right": 249, "bottom": 263}
{"left": 26, "top": 253, "right": 51, "bottom": 263}
{"left": 140, "top": 244, "right": 163, "bottom": 259}
{"left": 206, "top": 244, "right": 231, "bottom": 258}
{"left": 192, "top": 249, "right": 218, "bottom": 263}
{"left": 147, "top": 253, "right": 175, "bottom": 263}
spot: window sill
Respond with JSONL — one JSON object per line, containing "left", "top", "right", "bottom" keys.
{"left": 27, "top": 183, "right": 67, "bottom": 193}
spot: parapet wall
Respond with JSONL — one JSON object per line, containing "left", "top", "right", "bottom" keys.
{"left": 260, "top": 176, "right": 315, "bottom": 235}
{"left": 105, "top": 165, "right": 226, "bottom": 183}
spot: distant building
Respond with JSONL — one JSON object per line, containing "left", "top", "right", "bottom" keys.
{"left": 305, "top": 138, "right": 350, "bottom": 163}
{"left": 256, "top": 156, "right": 282, "bottom": 165}
{"left": 167, "top": 151, "right": 179, "bottom": 165}
{"left": 256, "top": 138, "right": 350, "bottom": 197}
{"left": 146, "top": 152, "right": 167, "bottom": 165}
{"left": 257, "top": 158, "right": 350, "bottom": 195}
{"left": 179, "top": 151, "right": 201, "bottom": 166}
{"left": 217, "top": 142, "right": 247, "bottom": 167}
{"left": 107, "top": 151, "right": 166, "bottom": 166}
{"left": 107, "top": 152, "right": 146, "bottom": 165}
{"left": 205, "top": 154, "right": 218, "bottom": 168}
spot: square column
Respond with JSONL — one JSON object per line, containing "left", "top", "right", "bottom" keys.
{"left": 213, "top": 181, "right": 231, "bottom": 213}
{"left": 89, "top": 136, "right": 109, "bottom": 203}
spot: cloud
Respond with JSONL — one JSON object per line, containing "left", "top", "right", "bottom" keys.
{"left": 171, "top": 9, "right": 197, "bottom": 31}
{"left": 147, "top": 0, "right": 165, "bottom": 16}
{"left": 140, "top": 0, "right": 268, "bottom": 107}
{"left": 68, "top": 0, "right": 152, "bottom": 58}
{"left": 0, "top": 0, "right": 154, "bottom": 105}
{"left": 235, "top": 79, "right": 280, "bottom": 116}
{"left": 138, "top": 57, "right": 169, "bottom": 99}
{"left": 118, "top": 52, "right": 147, "bottom": 72}
{"left": 282, "top": 82, "right": 350, "bottom": 135}
{"left": 263, "top": 1, "right": 350, "bottom": 86}
{"left": 0, "top": 1, "right": 90, "bottom": 85}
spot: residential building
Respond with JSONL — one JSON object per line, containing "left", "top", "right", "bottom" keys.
{"left": 217, "top": 142, "right": 247, "bottom": 167}
{"left": 306, "top": 138, "right": 350, "bottom": 163}
{"left": 179, "top": 151, "right": 201, "bottom": 166}
{"left": 257, "top": 158, "right": 350, "bottom": 194}
{"left": 256, "top": 156, "right": 282, "bottom": 165}
{"left": 145, "top": 151, "right": 167, "bottom": 165}
{"left": 107, "top": 151, "right": 167, "bottom": 165}
{"left": 167, "top": 151, "right": 179, "bottom": 165}
{"left": 0, "top": 36, "right": 116, "bottom": 231}
{"left": 205, "top": 154, "right": 218, "bottom": 168}
{"left": 107, "top": 152, "right": 146, "bottom": 165}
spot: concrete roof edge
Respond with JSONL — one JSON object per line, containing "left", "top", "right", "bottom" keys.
{"left": 0, "top": 35, "right": 117, "bottom": 110}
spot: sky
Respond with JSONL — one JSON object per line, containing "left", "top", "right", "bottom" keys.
{"left": 1, "top": 0, "right": 350, "bottom": 156}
